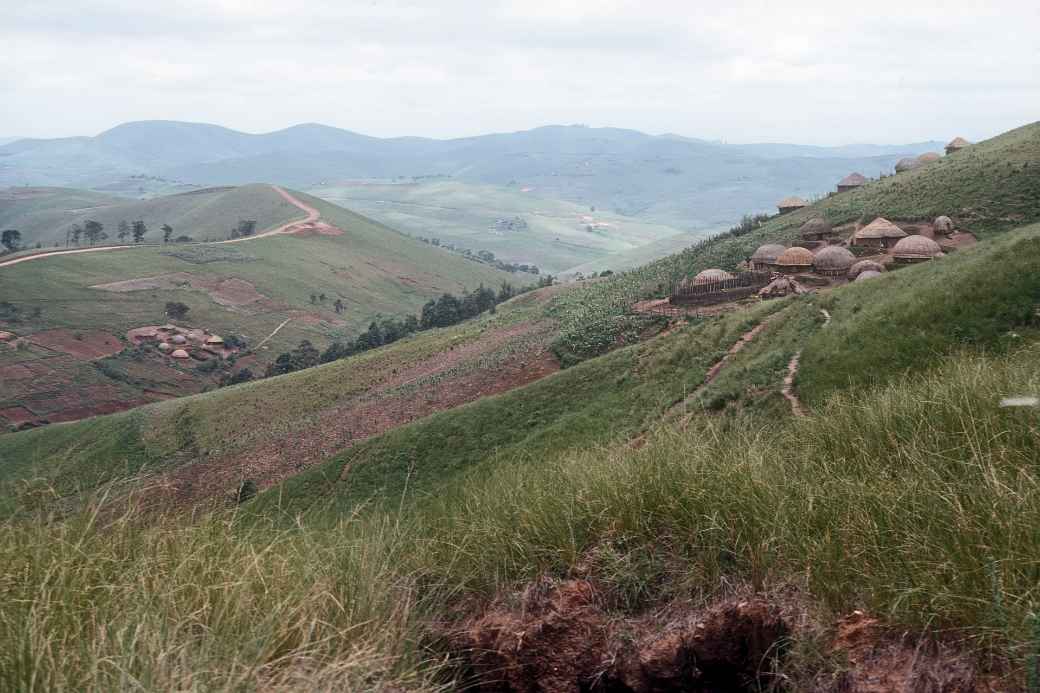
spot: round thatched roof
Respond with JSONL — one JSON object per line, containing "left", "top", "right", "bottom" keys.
{"left": 778, "top": 196, "right": 808, "bottom": 209}
{"left": 895, "top": 157, "right": 921, "bottom": 173}
{"left": 917, "top": 152, "right": 941, "bottom": 164}
{"left": 170, "top": 334, "right": 187, "bottom": 345}
{"left": 776, "top": 246, "right": 814, "bottom": 267}
{"left": 814, "top": 246, "right": 856, "bottom": 271}
{"left": 855, "top": 217, "right": 908, "bottom": 240}
{"left": 934, "top": 215, "right": 955, "bottom": 233}
{"left": 157, "top": 342, "right": 172, "bottom": 352}
{"left": 692, "top": 268, "right": 735, "bottom": 285}
{"left": 751, "top": 243, "right": 786, "bottom": 263}
{"left": 206, "top": 335, "right": 224, "bottom": 345}
{"left": 171, "top": 348, "right": 190, "bottom": 359}
{"left": 800, "top": 217, "right": 832, "bottom": 238}
{"left": 947, "top": 137, "right": 971, "bottom": 149}
{"left": 848, "top": 259, "right": 885, "bottom": 280}
{"left": 838, "top": 172, "right": 867, "bottom": 187}
{"left": 855, "top": 270, "right": 882, "bottom": 282}
{"left": 893, "top": 235, "right": 943, "bottom": 259}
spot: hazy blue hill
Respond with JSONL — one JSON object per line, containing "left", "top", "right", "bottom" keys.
{"left": 2, "top": 120, "right": 950, "bottom": 229}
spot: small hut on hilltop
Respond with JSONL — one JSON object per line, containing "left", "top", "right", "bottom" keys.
{"left": 750, "top": 244, "right": 786, "bottom": 271}
{"left": 853, "top": 217, "right": 907, "bottom": 249}
{"left": 171, "top": 348, "right": 190, "bottom": 359}
{"left": 813, "top": 246, "right": 856, "bottom": 277}
{"left": 917, "top": 152, "right": 941, "bottom": 165}
{"left": 945, "top": 137, "right": 971, "bottom": 155}
{"left": 777, "top": 196, "right": 809, "bottom": 214}
{"left": 934, "top": 215, "right": 955, "bottom": 234}
{"left": 800, "top": 217, "right": 833, "bottom": 242}
{"left": 892, "top": 235, "right": 943, "bottom": 263}
{"left": 848, "top": 259, "right": 885, "bottom": 280}
{"left": 895, "top": 157, "right": 921, "bottom": 173}
{"left": 855, "top": 270, "right": 882, "bottom": 282}
{"left": 837, "top": 172, "right": 866, "bottom": 193}
{"left": 776, "top": 246, "right": 814, "bottom": 274}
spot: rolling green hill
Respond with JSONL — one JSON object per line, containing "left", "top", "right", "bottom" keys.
{"left": 2, "top": 122, "right": 1039, "bottom": 690}
{"left": 0, "top": 183, "right": 305, "bottom": 248}
{"left": 0, "top": 187, "right": 519, "bottom": 428}
{"left": 309, "top": 180, "right": 691, "bottom": 273}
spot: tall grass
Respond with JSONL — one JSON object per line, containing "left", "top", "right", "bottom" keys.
{"left": 3, "top": 343, "right": 1038, "bottom": 688}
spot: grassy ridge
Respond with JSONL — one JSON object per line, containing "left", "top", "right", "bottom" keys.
{"left": 0, "top": 184, "right": 305, "bottom": 248}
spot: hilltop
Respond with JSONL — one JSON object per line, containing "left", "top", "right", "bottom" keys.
{"left": 1, "top": 121, "right": 1038, "bottom": 690}
{"left": 1, "top": 121, "right": 943, "bottom": 231}
{"left": 0, "top": 183, "right": 305, "bottom": 249}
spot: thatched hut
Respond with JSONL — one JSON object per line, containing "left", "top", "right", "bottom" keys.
{"left": 855, "top": 270, "right": 882, "bottom": 282}
{"left": 171, "top": 348, "right": 190, "bottom": 359}
{"left": 934, "top": 215, "right": 955, "bottom": 234}
{"left": 945, "top": 137, "right": 971, "bottom": 155}
{"left": 750, "top": 244, "right": 786, "bottom": 271}
{"left": 157, "top": 342, "right": 173, "bottom": 353}
{"left": 776, "top": 246, "right": 814, "bottom": 274}
{"left": 892, "top": 235, "right": 943, "bottom": 263}
{"left": 777, "top": 196, "right": 809, "bottom": 214}
{"left": 917, "top": 152, "right": 941, "bottom": 165}
{"left": 813, "top": 246, "right": 856, "bottom": 277}
{"left": 836, "top": 172, "right": 866, "bottom": 193}
{"left": 847, "top": 259, "right": 885, "bottom": 280}
{"left": 170, "top": 334, "right": 187, "bottom": 345}
{"left": 895, "top": 157, "right": 921, "bottom": 173}
{"left": 853, "top": 217, "right": 907, "bottom": 249}
{"left": 800, "top": 217, "right": 833, "bottom": 241}
{"left": 205, "top": 335, "right": 224, "bottom": 346}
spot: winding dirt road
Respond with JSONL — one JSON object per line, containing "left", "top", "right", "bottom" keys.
{"left": 0, "top": 185, "right": 315, "bottom": 269}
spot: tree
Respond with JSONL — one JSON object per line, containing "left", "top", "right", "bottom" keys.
{"left": 1, "top": 229, "right": 21, "bottom": 253}
{"left": 236, "top": 220, "right": 257, "bottom": 238}
{"left": 131, "top": 220, "right": 148, "bottom": 243}
{"left": 83, "top": 220, "right": 104, "bottom": 246}
{"left": 70, "top": 224, "right": 83, "bottom": 246}
{"left": 161, "top": 224, "right": 174, "bottom": 243}
{"left": 117, "top": 220, "right": 131, "bottom": 243}
{"left": 333, "top": 299, "right": 344, "bottom": 314}
{"left": 165, "top": 301, "right": 190, "bottom": 320}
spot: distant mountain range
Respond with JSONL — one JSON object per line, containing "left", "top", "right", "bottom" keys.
{"left": 0, "top": 121, "right": 944, "bottom": 229}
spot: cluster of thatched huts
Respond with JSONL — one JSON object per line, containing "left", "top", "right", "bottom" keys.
{"left": 127, "top": 324, "right": 230, "bottom": 362}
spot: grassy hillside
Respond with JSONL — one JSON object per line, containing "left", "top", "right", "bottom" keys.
{"left": 0, "top": 183, "right": 305, "bottom": 248}
{"left": 0, "top": 188, "right": 518, "bottom": 429}
{"left": 309, "top": 180, "right": 690, "bottom": 273}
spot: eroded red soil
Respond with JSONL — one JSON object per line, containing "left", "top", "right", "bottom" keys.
{"left": 27, "top": 329, "right": 123, "bottom": 359}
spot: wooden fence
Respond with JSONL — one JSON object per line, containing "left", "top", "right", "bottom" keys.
{"left": 669, "top": 271, "right": 772, "bottom": 305}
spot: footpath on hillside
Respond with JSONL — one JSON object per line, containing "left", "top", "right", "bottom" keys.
{"left": 0, "top": 185, "right": 316, "bottom": 269}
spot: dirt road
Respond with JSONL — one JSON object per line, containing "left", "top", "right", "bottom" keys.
{"left": 0, "top": 185, "right": 316, "bottom": 269}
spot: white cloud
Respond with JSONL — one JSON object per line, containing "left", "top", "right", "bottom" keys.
{"left": 0, "top": 0, "right": 1037, "bottom": 143}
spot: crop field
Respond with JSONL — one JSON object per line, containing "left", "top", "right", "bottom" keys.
{"left": 310, "top": 180, "right": 691, "bottom": 273}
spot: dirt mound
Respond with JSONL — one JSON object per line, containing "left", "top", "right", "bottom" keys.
{"left": 814, "top": 611, "right": 998, "bottom": 692}
{"left": 27, "top": 329, "right": 123, "bottom": 359}
{"left": 455, "top": 579, "right": 789, "bottom": 692}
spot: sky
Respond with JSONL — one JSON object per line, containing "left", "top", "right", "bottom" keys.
{"left": 2, "top": 0, "right": 1038, "bottom": 145}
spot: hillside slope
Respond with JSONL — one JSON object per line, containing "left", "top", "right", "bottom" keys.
{"left": 310, "top": 180, "right": 691, "bottom": 273}
{"left": 0, "top": 188, "right": 517, "bottom": 428}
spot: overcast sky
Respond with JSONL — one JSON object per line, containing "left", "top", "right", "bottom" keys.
{"left": 2, "top": 0, "right": 1037, "bottom": 144}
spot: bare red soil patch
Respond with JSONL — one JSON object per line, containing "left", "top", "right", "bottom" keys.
{"left": 0, "top": 405, "right": 38, "bottom": 426}
{"left": 27, "top": 329, "right": 123, "bottom": 359}
{"left": 289, "top": 221, "right": 345, "bottom": 237}
{"left": 454, "top": 579, "right": 789, "bottom": 692}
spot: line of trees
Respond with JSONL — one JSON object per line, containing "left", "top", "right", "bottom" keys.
{"left": 415, "top": 236, "right": 541, "bottom": 275}
{"left": 64, "top": 219, "right": 159, "bottom": 247}
{"left": 263, "top": 277, "right": 553, "bottom": 378}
